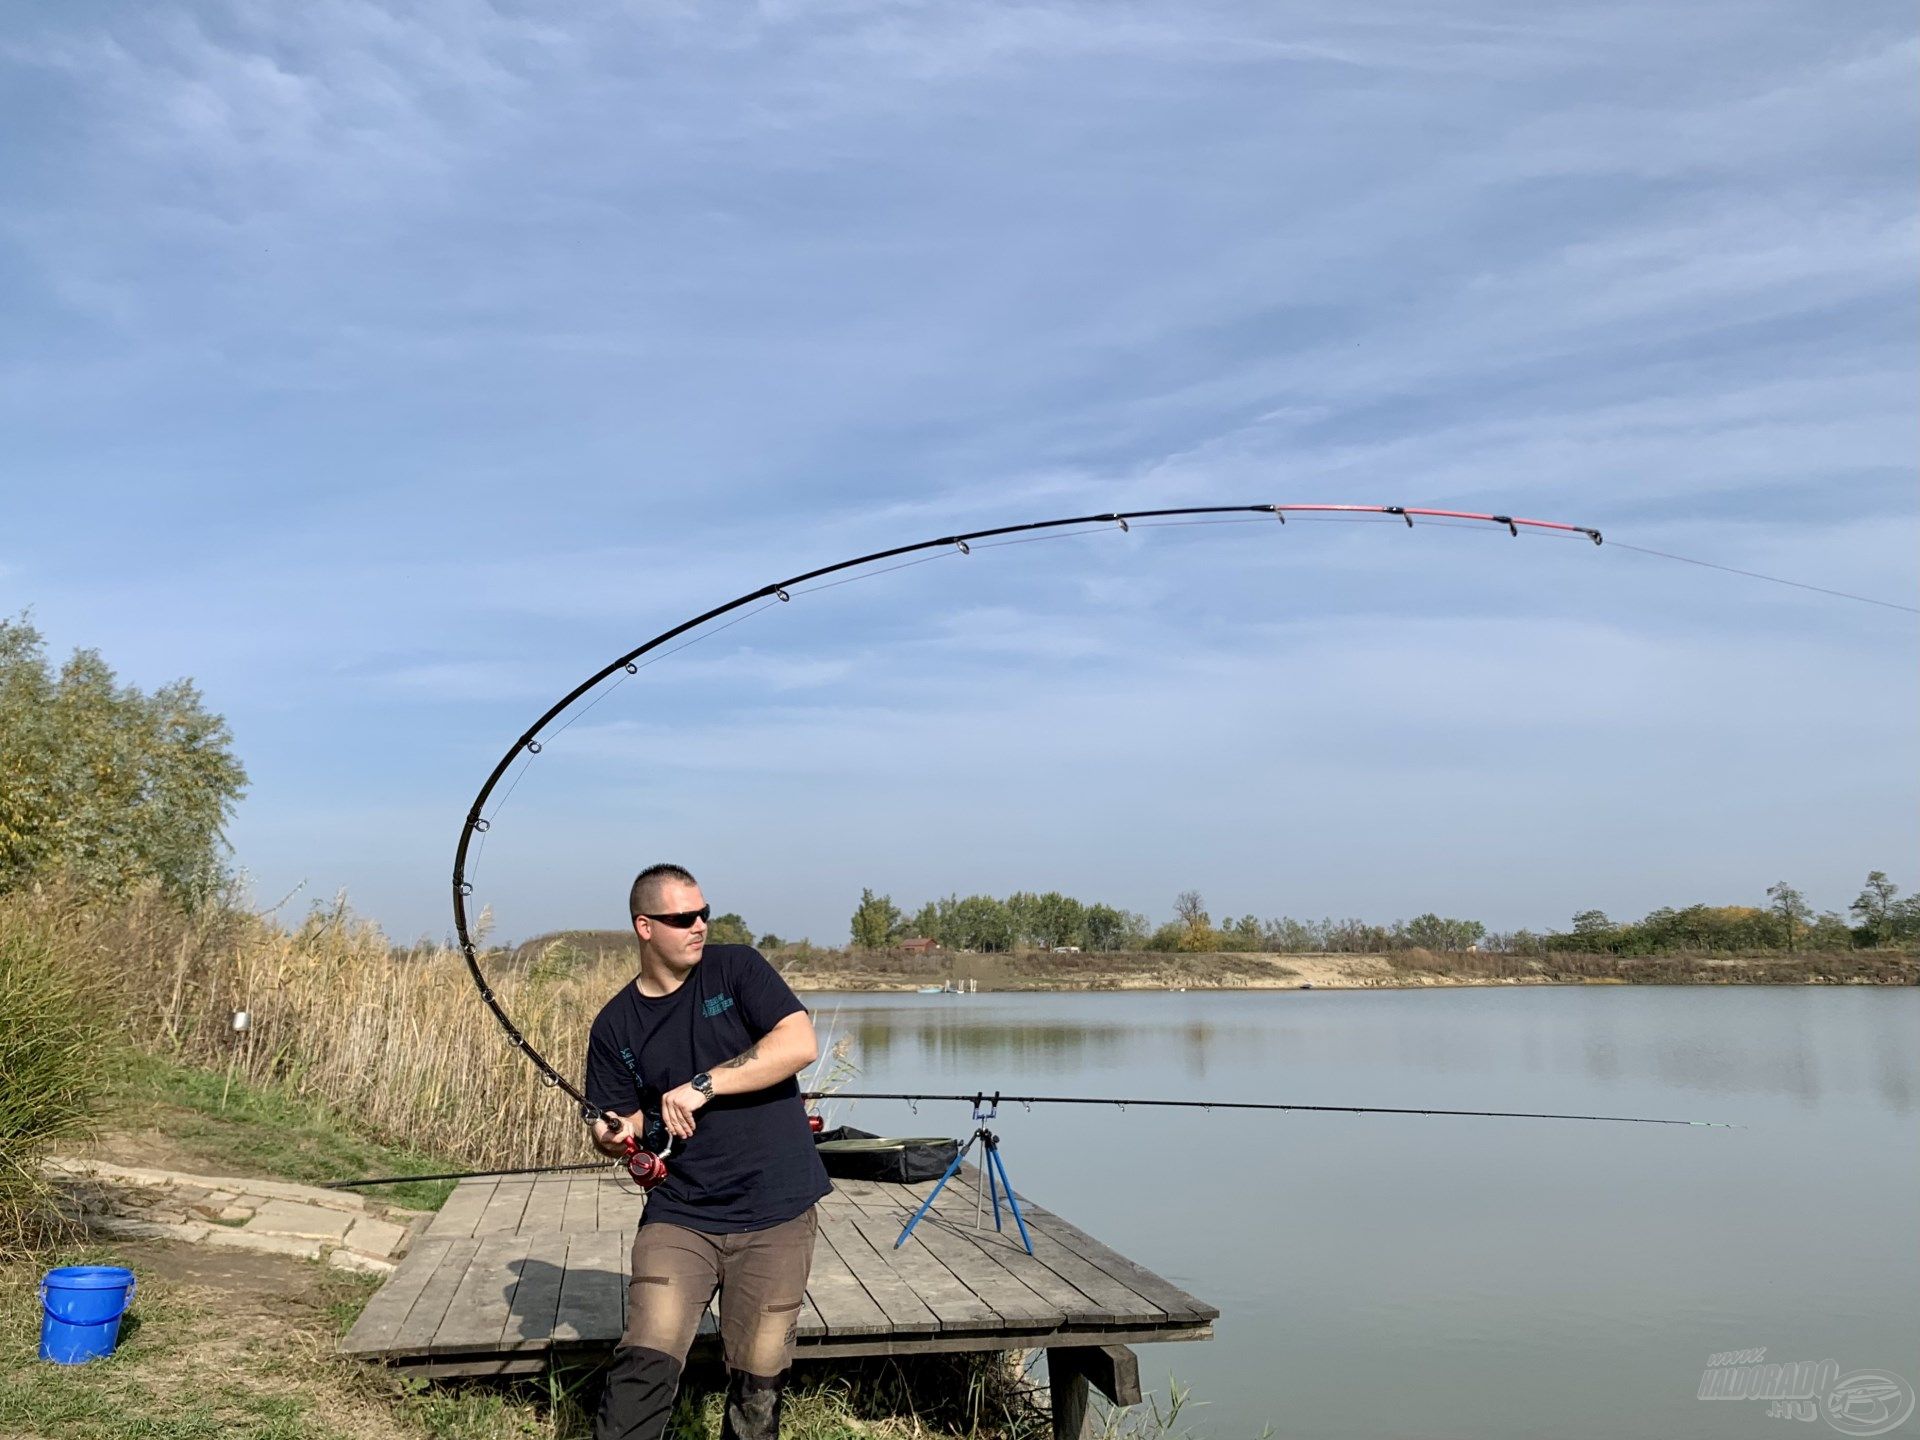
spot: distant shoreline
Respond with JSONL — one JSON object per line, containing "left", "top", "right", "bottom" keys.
{"left": 778, "top": 949, "right": 1920, "bottom": 992}
{"left": 503, "top": 933, "right": 1919, "bottom": 991}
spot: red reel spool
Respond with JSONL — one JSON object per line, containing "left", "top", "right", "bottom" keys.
{"left": 622, "top": 1139, "right": 670, "bottom": 1191}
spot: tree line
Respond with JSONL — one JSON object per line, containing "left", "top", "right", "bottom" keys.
{"left": 847, "top": 874, "right": 1920, "bottom": 955}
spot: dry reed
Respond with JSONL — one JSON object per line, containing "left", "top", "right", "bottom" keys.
{"left": 4, "top": 885, "right": 648, "bottom": 1173}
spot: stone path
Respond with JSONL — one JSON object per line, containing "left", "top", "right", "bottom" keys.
{"left": 45, "top": 1157, "right": 428, "bottom": 1274}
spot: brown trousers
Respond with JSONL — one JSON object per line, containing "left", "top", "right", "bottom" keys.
{"left": 623, "top": 1206, "right": 817, "bottom": 1375}
{"left": 593, "top": 1206, "right": 818, "bottom": 1440}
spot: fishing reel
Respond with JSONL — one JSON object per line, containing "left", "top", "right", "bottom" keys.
{"left": 596, "top": 1103, "right": 827, "bottom": 1191}
{"left": 620, "top": 1131, "right": 673, "bottom": 1191}
{"left": 588, "top": 1103, "right": 677, "bottom": 1191}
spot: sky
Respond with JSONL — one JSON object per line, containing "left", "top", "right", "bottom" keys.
{"left": 3, "top": 0, "right": 1915, "bottom": 946}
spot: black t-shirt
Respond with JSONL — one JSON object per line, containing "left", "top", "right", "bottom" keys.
{"left": 583, "top": 944, "right": 831, "bottom": 1233}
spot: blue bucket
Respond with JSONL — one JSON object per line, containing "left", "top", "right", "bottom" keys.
{"left": 39, "top": 1266, "right": 137, "bottom": 1364}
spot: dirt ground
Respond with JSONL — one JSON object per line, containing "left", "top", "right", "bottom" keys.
{"left": 62, "top": 1129, "right": 277, "bottom": 1176}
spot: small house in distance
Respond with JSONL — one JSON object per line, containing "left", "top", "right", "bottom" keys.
{"left": 899, "top": 936, "right": 941, "bottom": 955}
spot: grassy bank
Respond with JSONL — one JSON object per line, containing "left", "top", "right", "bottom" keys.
{"left": 1, "top": 1238, "right": 1066, "bottom": 1440}
{"left": 82, "top": 1049, "right": 460, "bottom": 1210}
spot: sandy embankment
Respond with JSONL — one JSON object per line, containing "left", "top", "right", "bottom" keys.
{"left": 783, "top": 950, "right": 1406, "bottom": 992}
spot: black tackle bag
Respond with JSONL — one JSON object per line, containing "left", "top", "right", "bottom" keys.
{"left": 812, "top": 1126, "right": 959, "bottom": 1184}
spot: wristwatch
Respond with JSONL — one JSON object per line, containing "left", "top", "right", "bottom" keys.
{"left": 691, "top": 1071, "right": 714, "bottom": 1099}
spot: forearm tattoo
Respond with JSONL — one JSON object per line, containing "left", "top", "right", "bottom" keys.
{"left": 719, "top": 1040, "right": 759, "bottom": 1070}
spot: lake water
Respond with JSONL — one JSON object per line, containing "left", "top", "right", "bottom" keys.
{"left": 806, "top": 986, "right": 1919, "bottom": 1439}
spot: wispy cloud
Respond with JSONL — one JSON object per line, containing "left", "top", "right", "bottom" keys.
{"left": 3, "top": 0, "right": 1913, "bottom": 940}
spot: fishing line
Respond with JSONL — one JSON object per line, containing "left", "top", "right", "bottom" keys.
{"left": 785, "top": 549, "right": 959, "bottom": 597}
{"left": 1606, "top": 540, "right": 1918, "bottom": 615}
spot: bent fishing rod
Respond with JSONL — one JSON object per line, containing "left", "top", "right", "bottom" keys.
{"left": 450, "top": 502, "right": 1607, "bottom": 1135}
{"left": 449, "top": 499, "right": 1894, "bottom": 1143}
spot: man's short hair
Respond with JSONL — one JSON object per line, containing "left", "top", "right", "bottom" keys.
{"left": 630, "top": 863, "right": 699, "bottom": 920}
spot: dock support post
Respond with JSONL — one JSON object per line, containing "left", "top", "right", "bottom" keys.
{"left": 1048, "top": 1344, "right": 1142, "bottom": 1439}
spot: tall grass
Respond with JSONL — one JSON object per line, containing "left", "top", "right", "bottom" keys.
{"left": 0, "top": 884, "right": 645, "bottom": 1179}
{"left": 0, "top": 890, "right": 109, "bottom": 1255}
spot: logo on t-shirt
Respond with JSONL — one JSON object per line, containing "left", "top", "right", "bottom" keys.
{"left": 701, "top": 994, "right": 735, "bottom": 1018}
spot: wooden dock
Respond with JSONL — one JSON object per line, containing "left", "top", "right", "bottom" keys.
{"left": 341, "top": 1164, "right": 1216, "bottom": 1435}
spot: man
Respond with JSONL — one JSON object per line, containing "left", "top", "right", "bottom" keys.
{"left": 584, "top": 863, "right": 831, "bottom": 1440}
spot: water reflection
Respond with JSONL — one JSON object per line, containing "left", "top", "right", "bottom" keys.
{"left": 807, "top": 987, "right": 1919, "bottom": 1439}
{"left": 823, "top": 989, "right": 1911, "bottom": 1113}
{"left": 835, "top": 1005, "right": 1273, "bottom": 1081}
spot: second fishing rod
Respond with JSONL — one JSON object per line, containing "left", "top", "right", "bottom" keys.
{"left": 805, "top": 1089, "right": 1735, "bottom": 1127}
{"left": 322, "top": 1086, "right": 1732, "bottom": 1192}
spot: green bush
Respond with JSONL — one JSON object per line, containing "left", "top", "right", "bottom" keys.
{"left": 0, "top": 613, "right": 247, "bottom": 907}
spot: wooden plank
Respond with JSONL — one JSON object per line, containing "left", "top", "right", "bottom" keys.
{"left": 785, "top": 1321, "right": 1211, "bottom": 1361}
{"left": 425, "top": 1179, "right": 495, "bottom": 1240}
{"left": 500, "top": 1231, "right": 570, "bottom": 1351}
{"left": 432, "top": 1235, "right": 533, "bottom": 1354}
{"left": 1085, "top": 1345, "right": 1143, "bottom": 1405}
{"left": 1048, "top": 1349, "right": 1093, "bottom": 1440}
{"left": 935, "top": 1221, "right": 1116, "bottom": 1327}
{"left": 916, "top": 1168, "right": 1206, "bottom": 1321}
{"left": 341, "top": 1238, "right": 454, "bottom": 1355}
{"left": 343, "top": 1158, "right": 1215, "bottom": 1373}
{"left": 1048, "top": 1346, "right": 1140, "bottom": 1437}
{"left": 387, "top": 1237, "right": 482, "bottom": 1354}
{"left": 561, "top": 1175, "right": 600, "bottom": 1235}
{"left": 796, "top": 1292, "right": 828, "bottom": 1340}
{"left": 847, "top": 1215, "right": 996, "bottom": 1329}
{"left": 1018, "top": 1203, "right": 1216, "bottom": 1322}
{"left": 516, "top": 1176, "right": 570, "bottom": 1236}
{"left": 384, "top": 1354, "right": 547, "bottom": 1379}
{"left": 552, "top": 1228, "right": 626, "bottom": 1344}
{"left": 849, "top": 1168, "right": 1034, "bottom": 1250}
{"left": 827, "top": 1176, "right": 909, "bottom": 1221}
{"left": 922, "top": 1172, "right": 1170, "bottom": 1325}
{"left": 473, "top": 1179, "right": 534, "bottom": 1237}
{"left": 897, "top": 1214, "right": 1062, "bottom": 1331}
{"left": 599, "top": 1177, "right": 647, "bottom": 1234}
{"left": 838, "top": 1170, "right": 1158, "bottom": 1328}
{"left": 831, "top": 1175, "right": 1068, "bottom": 1329}
{"left": 815, "top": 1212, "right": 939, "bottom": 1334}
{"left": 799, "top": 1224, "right": 891, "bottom": 1337}
{"left": 390, "top": 1321, "right": 1211, "bottom": 1375}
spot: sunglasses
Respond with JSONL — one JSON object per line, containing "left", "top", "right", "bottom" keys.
{"left": 641, "top": 905, "right": 711, "bottom": 929}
